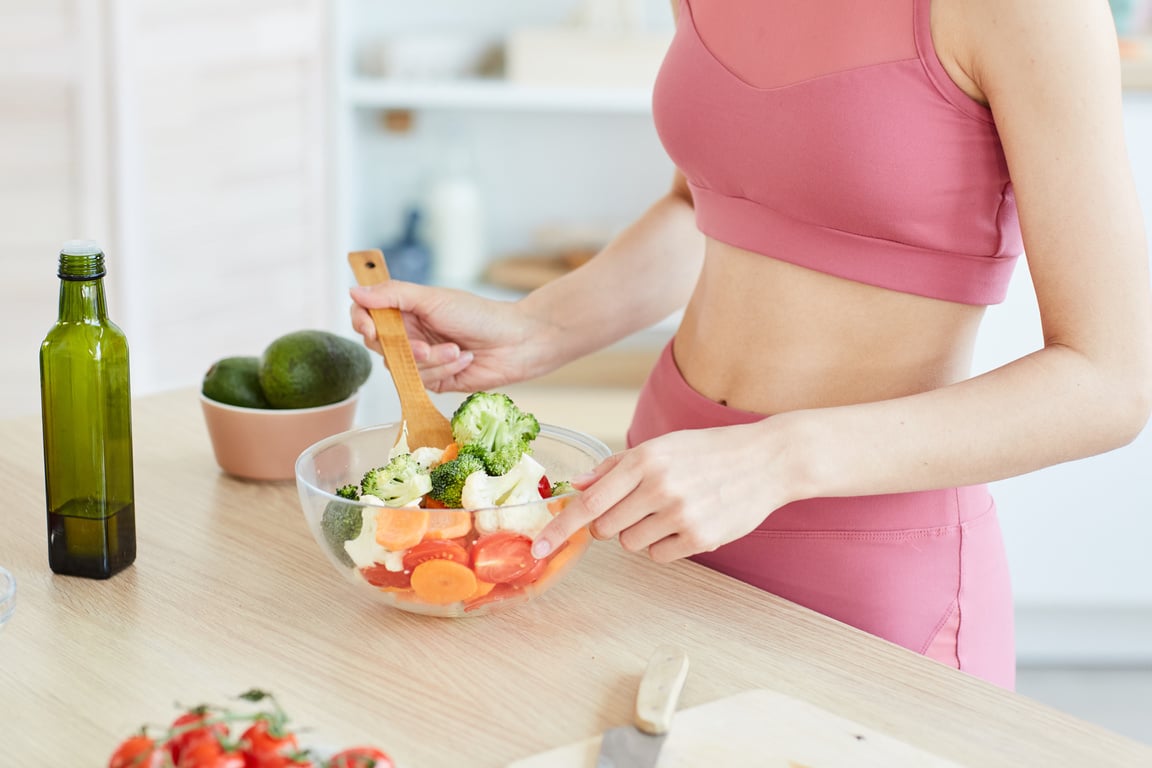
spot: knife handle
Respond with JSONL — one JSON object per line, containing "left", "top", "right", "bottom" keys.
{"left": 633, "top": 645, "right": 690, "bottom": 736}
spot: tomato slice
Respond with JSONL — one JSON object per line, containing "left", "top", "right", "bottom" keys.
{"left": 359, "top": 564, "right": 412, "bottom": 589}
{"left": 463, "top": 582, "right": 525, "bottom": 612}
{"left": 471, "top": 531, "right": 535, "bottom": 584}
{"left": 401, "top": 539, "right": 469, "bottom": 571}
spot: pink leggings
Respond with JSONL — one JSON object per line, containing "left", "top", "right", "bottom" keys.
{"left": 627, "top": 342, "right": 1015, "bottom": 689}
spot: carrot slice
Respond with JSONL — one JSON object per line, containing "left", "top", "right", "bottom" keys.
{"left": 439, "top": 442, "right": 460, "bottom": 463}
{"left": 374, "top": 507, "right": 430, "bottom": 551}
{"left": 409, "top": 559, "right": 478, "bottom": 605}
{"left": 423, "top": 509, "right": 473, "bottom": 540}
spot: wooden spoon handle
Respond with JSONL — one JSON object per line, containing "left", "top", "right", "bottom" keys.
{"left": 348, "top": 250, "right": 453, "bottom": 446}
{"left": 348, "top": 250, "right": 426, "bottom": 402}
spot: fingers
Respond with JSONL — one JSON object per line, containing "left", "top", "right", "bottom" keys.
{"left": 530, "top": 454, "right": 630, "bottom": 559}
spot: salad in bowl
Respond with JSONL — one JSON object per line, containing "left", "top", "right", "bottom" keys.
{"left": 296, "top": 392, "right": 612, "bottom": 617}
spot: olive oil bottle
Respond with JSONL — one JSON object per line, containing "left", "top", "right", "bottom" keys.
{"left": 39, "top": 240, "right": 136, "bottom": 579}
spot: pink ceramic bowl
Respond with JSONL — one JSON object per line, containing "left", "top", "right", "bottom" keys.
{"left": 200, "top": 392, "right": 360, "bottom": 481}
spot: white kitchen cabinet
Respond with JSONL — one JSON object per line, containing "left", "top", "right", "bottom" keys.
{"left": 0, "top": 0, "right": 331, "bottom": 420}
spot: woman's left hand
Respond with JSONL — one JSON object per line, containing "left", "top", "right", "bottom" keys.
{"left": 531, "top": 422, "right": 791, "bottom": 562}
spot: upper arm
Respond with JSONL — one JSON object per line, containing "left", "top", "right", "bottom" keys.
{"left": 970, "top": 0, "right": 1150, "bottom": 363}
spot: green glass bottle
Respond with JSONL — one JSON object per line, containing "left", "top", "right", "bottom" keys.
{"left": 39, "top": 240, "right": 136, "bottom": 579}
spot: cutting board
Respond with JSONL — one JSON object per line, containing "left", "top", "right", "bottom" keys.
{"left": 508, "top": 689, "right": 962, "bottom": 767}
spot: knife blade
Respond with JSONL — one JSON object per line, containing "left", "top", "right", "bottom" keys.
{"left": 595, "top": 645, "right": 690, "bottom": 768}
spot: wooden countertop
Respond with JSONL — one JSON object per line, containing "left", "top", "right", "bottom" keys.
{"left": 1, "top": 389, "right": 1150, "bottom": 766}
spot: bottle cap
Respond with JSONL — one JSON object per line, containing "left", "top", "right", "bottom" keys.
{"left": 60, "top": 239, "right": 103, "bottom": 256}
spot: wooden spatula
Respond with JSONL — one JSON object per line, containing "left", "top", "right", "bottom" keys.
{"left": 348, "top": 249, "right": 455, "bottom": 450}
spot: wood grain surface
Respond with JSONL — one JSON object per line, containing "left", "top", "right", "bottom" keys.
{"left": 0, "top": 390, "right": 1149, "bottom": 767}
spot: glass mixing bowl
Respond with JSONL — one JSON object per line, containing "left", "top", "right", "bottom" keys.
{"left": 295, "top": 422, "right": 611, "bottom": 617}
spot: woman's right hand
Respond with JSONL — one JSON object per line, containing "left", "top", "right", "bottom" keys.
{"left": 349, "top": 281, "right": 549, "bottom": 393}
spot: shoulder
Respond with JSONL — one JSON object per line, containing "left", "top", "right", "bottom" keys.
{"left": 932, "top": 0, "right": 1121, "bottom": 108}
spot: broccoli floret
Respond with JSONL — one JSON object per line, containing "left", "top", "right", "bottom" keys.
{"left": 320, "top": 501, "right": 363, "bottom": 568}
{"left": 428, "top": 453, "right": 486, "bottom": 508}
{"left": 335, "top": 484, "right": 360, "bottom": 500}
{"left": 450, "top": 392, "right": 540, "bottom": 463}
{"left": 550, "top": 480, "right": 575, "bottom": 497}
{"left": 457, "top": 441, "right": 526, "bottom": 477}
{"left": 360, "top": 453, "right": 432, "bottom": 507}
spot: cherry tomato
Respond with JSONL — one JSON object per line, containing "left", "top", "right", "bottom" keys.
{"left": 538, "top": 475, "right": 552, "bottom": 498}
{"left": 239, "top": 718, "right": 298, "bottom": 768}
{"left": 471, "top": 531, "right": 535, "bottom": 583}
{"left": 327, "top": 747, "right": 395, "bottom": 768}
{"left": 401, "top": 539, "right": 469, "bottom": 571}
{"left": 177, "top": 737, "right": 245, "bottom": 768}
{"left": 243, "top": 753, "right": 314, "bottom": 768}
{"left": 109, "top": 734, "right": 166, "bottom": 768}
{"left": 167, "top": 710, "right": 229, "bottom": 764}
{"left": 359, "top": 564, "right": 412, "bottom": 589}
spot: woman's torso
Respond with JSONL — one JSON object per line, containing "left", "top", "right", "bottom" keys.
{"left": 660, "top": 0, "right": 1015, "bottom": 414}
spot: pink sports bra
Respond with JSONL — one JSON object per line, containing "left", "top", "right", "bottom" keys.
{"left": 652, "top": 0, "right": 1023, "bottom": 305}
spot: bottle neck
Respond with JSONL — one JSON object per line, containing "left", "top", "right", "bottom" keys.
{"left": 57, "top": 252, "right": 109, "bottom": 322}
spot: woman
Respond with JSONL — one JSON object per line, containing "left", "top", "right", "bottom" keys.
{"left": 351, "top": 0, "right": 1151, "bottom": 688}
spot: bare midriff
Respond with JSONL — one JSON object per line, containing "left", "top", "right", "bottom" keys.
{"left": 673, "top": 238, "right": 987, "bottom": 415}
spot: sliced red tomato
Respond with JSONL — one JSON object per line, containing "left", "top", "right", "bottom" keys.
{"left": 359, "top": 564, "right": 412, "bottom": 589}
{"left": 167, "top": 710, "right": 229, "bottom": 764}
{"left": 507, "top": 555, "right": 549, "bottom": 587}
{"left": 109, "top": 734, "right": 166, "bottom": 768}
{"left": 401, "top": 539, "right": 469, "bottom": 571}
{"left": 463, "top": 582, "right": 525, "bottom": 612}
{"left": 327, "top": 746, "right": 395, "bottom": 768}
{"left": 471, "top": 531, "right": 535, "bottom": 583}
{"left": 537, "top": 475, "right": 552, "bottom": 498}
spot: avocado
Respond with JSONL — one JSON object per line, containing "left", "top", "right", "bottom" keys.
{"left": 201, "top": 356, "right": 272, "bottom": 409}
{"left": 258, "top": 330, "right": 373, "bottom": 409}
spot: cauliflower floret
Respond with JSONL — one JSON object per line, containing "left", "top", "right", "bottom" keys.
{"left": 474, "top": 501, "right": 554, "bottom": 538}
{"left": 342, "top": 503, "right": 418, "bottom": 570}
{"left": 388, "top": 422, "right": 411, "bottom": 458}
{"left": 462, "top": 453, "right": 551, "bottom": 536}
{"left": 411, "top": 445, "right": 446, "bottom": 471}
{"left": 461, "top": 453, "right": 546, "bottom": 510}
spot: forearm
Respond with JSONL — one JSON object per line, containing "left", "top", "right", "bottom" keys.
{"left": 770, "top": 344, "right": 1152, "bottom": 503}
{"left": 517, "top": 186, "right": 704, "bottom": 375}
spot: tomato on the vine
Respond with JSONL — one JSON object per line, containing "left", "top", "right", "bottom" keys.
{"left": 108, "top": 734, "right": 165, "bottom": 768}
{"left": 239, "top": 717, "right": 300, "bottom": 768}
{"left": 167, "top": 710, "right": 230, "bottom": 764}
{"left": 176, "top": 737, "right": 245, "bottom": 768}
{"left": 327, "top": 746, "right": 395, "bottom": 768}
